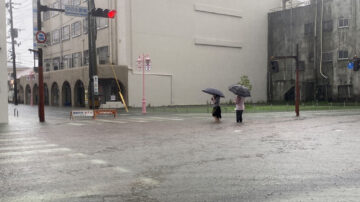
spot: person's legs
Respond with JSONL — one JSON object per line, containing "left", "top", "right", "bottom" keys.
{"left": 239, "top": 110, "right": 243, "bottom": 122}
{"left": 236, "top": 110, "right": 240, "bottom": 122}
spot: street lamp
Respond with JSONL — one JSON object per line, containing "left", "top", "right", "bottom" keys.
{"left": 137, "top": 54, "right": 151, "bottom": 114}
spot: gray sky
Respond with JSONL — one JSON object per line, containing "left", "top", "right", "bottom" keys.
{"left": 6, "top": 0, "right": 34, "bottom": 67}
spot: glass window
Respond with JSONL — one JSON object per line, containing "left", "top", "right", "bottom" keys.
{"left": 72, "top": 52, "right": 82, "bottom": 67}
{"left": 52, "top": 29, "right": 60, "bottom": 44}
{"left": 72, "top": 0, "right": 81, "bottom": 5}
{"left": 62, "top": 25, "right": 70, "bottom": 41}
{"left": 45, "top": 59, "right": 52, "bottom": 71}
{"left": 53, "top": 57, "right": 60, "bottom": 71}
{"left": 46, "top": 32, "right": 51, "bottom": 46}
{"left": 51, "top": 1, "right": 60, "bottom": 17}
{"left": 43, "top": 11, "right": 50, "bottom": 21}
{"left": 96, "top": 18, "right": 108, "bottom": 29}
{"left": 97, "top": 46, "right": 109, "bottom": 64}
{"left": 63, "top": 54, "right": 72, "bottom": 69}
{"left": 61, "top": 0, "right": 71, "bottom": 9}
{"left": 338, "top": 50, "right": 348, "bottom": 60}
{"left": 339, "top": 18, "right": 349, "bottom": 28}
{"left": 83, "top": 17, "right": 88, "bottom": 34}
{"left": 71, "top": 21, "right": 81, "bottom": 37}
{"left": 83, "top": 50, "right": 89, "bottom": 65}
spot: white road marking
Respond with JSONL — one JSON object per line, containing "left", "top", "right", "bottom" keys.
{"left": 140, "top": 177, "right": 160, "bottom": 185}
{"left": 0, "top": 148, "right": 71, "bottom": 157}
{"left": 148, "top": 116, "right": 184, "bottom": 121}
{"left": 67, "top": 123, "right": 85, "bottom": 126}
{"left": 113, "top": 166, "right": 131, "bottom": 173}
{"left": 96, "top": 119, "right": 127, "bottom": 124}
{"left": 234, "top": 130, "right": 242, "bottom": 133}
{"left": 0, "top": 144, "right": 58, "bottom": 151}
{"left": 0, "top": 137, "right": 40, "bottom": 142}
{"left": 90, "top": 159, "right": 108, "bottom": 165}
{"left": 0, "top": 140, "right": 47, "bottom": 146}
{"left": 68, "top": 153, "right": 88, "bottom": 158}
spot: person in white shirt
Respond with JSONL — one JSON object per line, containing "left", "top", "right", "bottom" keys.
{"left": 235, "top": 95, "right": 245, "bottom": 123}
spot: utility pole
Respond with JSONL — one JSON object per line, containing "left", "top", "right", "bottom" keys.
{"left": 8, "top": 0, "right": 18, "bottom": 105}
{"left": 37, "top": 0, "right": 45, "bottom": 122}
{"left": 88, "top": 0, "right": 97, "bottom": 109}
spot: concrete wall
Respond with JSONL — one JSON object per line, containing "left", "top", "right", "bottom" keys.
{"left": 269, "top": 0, "right": 360, "bottom": 102}
{"left": 118, "top": 0, "right": 280, "bottom": 107}
{"left": 0, "top": 0, "right": 8, "bottom": 123}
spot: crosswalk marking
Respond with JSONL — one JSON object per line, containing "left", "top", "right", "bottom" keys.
{"left": 0, "top": 137, "right": 40, "bottom": 142}
{"left": 0, "top": 144, "right": 58, "bottom": 151}
{"left": 0, "top": 148, "right": 71, "bottom": 157}
{"left": 96, "top": 119, "right": 127, "bottom": 124}
{"left": 0, "top": 140, "right": 48, "bottom": 146}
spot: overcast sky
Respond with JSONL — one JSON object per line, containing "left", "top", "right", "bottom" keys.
{"left": 6, "top": 0, "right": 34, "bottom": 67}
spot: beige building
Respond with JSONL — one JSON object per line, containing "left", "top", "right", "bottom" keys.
{"left": 20, "top": 0, "right": 280, "bottom": 108}
{"left": 1, "top": 0, "right": 8, "bottom": 123}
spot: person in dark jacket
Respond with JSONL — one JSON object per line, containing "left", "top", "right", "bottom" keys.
{"left": 211, "top": 95, "right": 221, "bottom": 122}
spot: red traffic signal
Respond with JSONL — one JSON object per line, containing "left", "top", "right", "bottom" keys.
{"left": 91, "top": 8, "right": 117, "bottom": 18}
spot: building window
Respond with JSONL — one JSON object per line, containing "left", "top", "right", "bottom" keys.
{"left": 304, "top": 23, "right": 314, "bottom": 35}
{"left": 62, "top": 25, "right": 70, "bottom": 41}
{"left": 96, "top": 18, "right": 108, "bottom": 29}
{"left": 83, "top": 17, "right": 88, "bottom": 34}
{"left": 97, "top": 46, "right": 109, "bottom": 64}
{"left": 52, "top": 29, "right": 60, "bottom": 44}
{"left": 339, "top": 18, "right": 349, "bottom": 28}
{"left": 61, "top": 0, "right": 71, "bottom": 9}
{"left": 71, "top": 21, "right": 81, "bottom": 37}
{"left": 53, "top": 57, "right": 60, "bottom": 71}
{"left": 72, "top": 0, "right": 81, "bottom": 5}
{"left": 83, "top": 50, "right": 89, "bottom": 65}
{"left": 322, "top": 52, "right": 333, "bottom": 62}
{"left": 43, "top": 11, "right": 50, "bottom": 21}
{"left": 51, "top": 1, "right": 60, "bottom": 17}
{"left": 45, "top": 59, "right": 52, "bottom": 71}
{"left": 46, "top": 32, "right": 51, "bottom": 46}
{"left": 338, "top": 50, "right": 348, "bottom": 60}
{"left": 323, "top": 20, "right": 333, "bottom": 32}
{"left": 72, "top": 52, "right": 82, "bottom": 67}
{"left": 338, "top": 85, "right": 352, "bottom": 99}
{"left": 63, "top": 54, "right": 72, "bottom": 69}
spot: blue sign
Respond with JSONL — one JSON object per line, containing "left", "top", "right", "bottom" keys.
{"left": 65, "top": 5, "right": 88, "bottom": 17}
{"left": 348, "top": 62, "right": 354, "bottom": 69}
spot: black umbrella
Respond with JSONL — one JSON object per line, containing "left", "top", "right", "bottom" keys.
{"left": 202, "top": 88, "right": 225, "bottom": 97}
{"left": 228, "top": 84, "right": 251, "bottom": 97}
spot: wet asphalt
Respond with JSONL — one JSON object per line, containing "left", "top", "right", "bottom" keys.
{"left": 1, "top": 105, "right": 360, "bottom": 202}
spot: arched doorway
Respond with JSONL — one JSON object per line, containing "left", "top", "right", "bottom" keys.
{"left": 99, "top": 79, "right": 126, "bottom": 104}
{"left": 44, "top": 83, "right": 49, "bottom": 105}
{"left": 51, "top": 82, "right": 59, "bottom": 106}
{"left": 62, "top": 81, "right": 72, "bottom": 106}
{"left": 18, "top": 85, "right": 24, "bottom": 104}
{"left": 25, "top": 85, "right": 31, "bottom": 105}
{"left": 74, "top": 80, "right": 85, "bottom": 107}
{"left": 33, "top": 84, "right": 39, "bottom": 105}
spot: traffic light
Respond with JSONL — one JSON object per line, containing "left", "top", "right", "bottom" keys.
{"left": 354, "top": 58, "right": 360, "bottom": 71}
{"left": 270, "top": 60, "right": 279, "bottom": 73}
{"left": 91, "top": 8, "right": 117, "bottom": 18}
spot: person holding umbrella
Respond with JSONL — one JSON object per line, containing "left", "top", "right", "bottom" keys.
{"left": 211, "top": 95, "right": 221, "bottom": 122}
{"left": 228, "top": 84, "right": 251, "bottom": 123}
{"left": 235, "top": 95, "right": 245, "bottom": 123}
{"left": 202, "top": 88, "right": 224, "bottom": 123}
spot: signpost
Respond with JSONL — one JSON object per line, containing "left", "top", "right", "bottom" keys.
{"left": 64, "top": 5, "right": 88, "bottom": 17}
{"left": 93, "top": 75, "right": 98, "bottom": 95}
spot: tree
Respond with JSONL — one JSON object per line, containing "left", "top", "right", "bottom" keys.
{"left": 238, "top": 75, "right": 252, "bottom": 91}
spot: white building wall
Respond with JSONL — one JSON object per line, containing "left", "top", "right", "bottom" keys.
{"left": 118, "top": 0, "right": 280, "bottom": 107}
{"left": 0, "top": 0, "right": 8, "bottom": 123}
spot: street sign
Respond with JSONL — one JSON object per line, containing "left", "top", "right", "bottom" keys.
{"left": 93, "top": 75, "right": 99, "bottom": 95}
{"left": 348, "top": 62, "right": 354, "bottom": 69}
{"left": 35, "top": 31, "right": 47, "bottom": 43}
{"left": 65, "top": 5, "right": 88, "bottom": 17}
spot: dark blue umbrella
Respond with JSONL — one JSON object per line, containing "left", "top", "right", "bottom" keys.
{"left": 202, "top": 88, "right": 225, "bottom": 97}
{"left": 228, "top": 84, "right": 251, "bottom": 97}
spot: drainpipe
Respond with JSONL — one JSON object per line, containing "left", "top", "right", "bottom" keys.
{"left": 319, "top": 0, "right": 328, "bottom": 79}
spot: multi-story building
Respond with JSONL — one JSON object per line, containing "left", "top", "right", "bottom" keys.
{"left": 20, "top": 0, "right": 281, "bottom": 108}
{"left": 0, "top": 0, "right": 8, "bottom": 123}
{"left": 268, "top": 0, "right": 360, "bottom": 102}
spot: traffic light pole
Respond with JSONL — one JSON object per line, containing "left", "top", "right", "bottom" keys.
{"left": 271, "top": 44, "right": 300, "bottom": 117}
{"left": 88, "top": 0, "right": 98, "bottom": 109}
